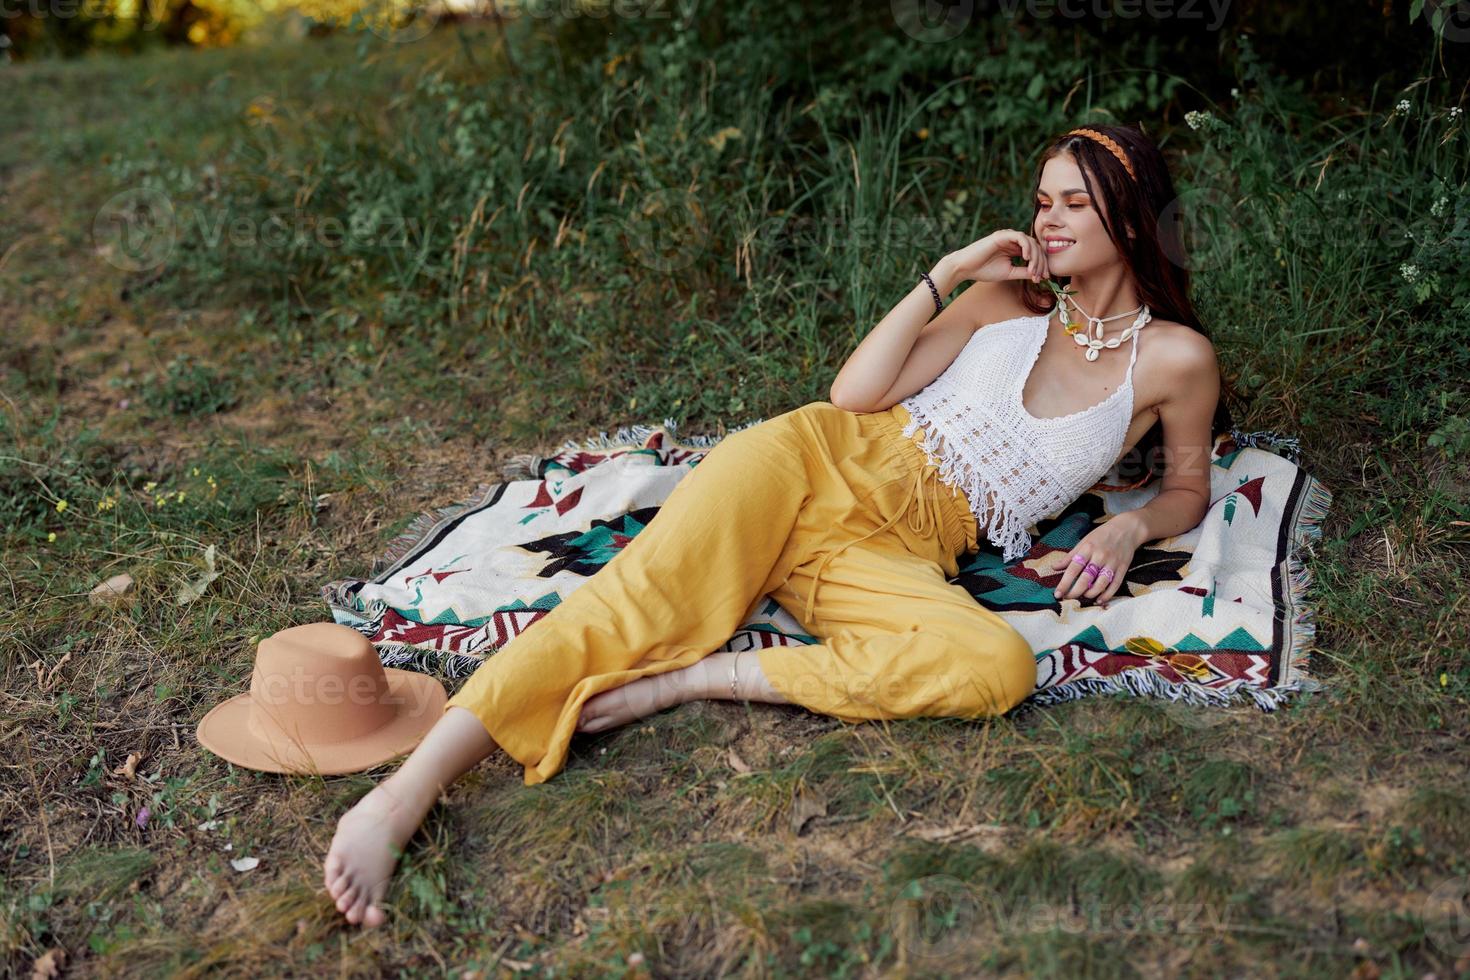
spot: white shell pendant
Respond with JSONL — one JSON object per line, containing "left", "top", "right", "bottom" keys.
{"left": 1064, "top": 303, "right": 1152, "bottom": 362}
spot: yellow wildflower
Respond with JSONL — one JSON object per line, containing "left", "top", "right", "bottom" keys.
{"left": 192, "top": 467, "right": 200, "bottom": 477}
{"left": 47, "top": 531, "right": 57, "bottom": 542}
{"left": 176, "top": 490, "right": 187, "bottom": 503}
{"left": 1441, "top": 672, "right": 1450, "bottom": 688}
{"left": 155, "top": 495, "right": 167, "bottom": 507}
{"left": 917, "top": 127, "right": 930, "bottom": 140}
{"left": 144, "top": 481, "right": 158, "bottom": 492}
{"left": 56, "top": 499, "right": 68, "bottom": 513}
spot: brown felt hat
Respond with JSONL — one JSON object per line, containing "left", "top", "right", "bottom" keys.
{"left": 195, "top": 622, "right": 446, "bottom": 775}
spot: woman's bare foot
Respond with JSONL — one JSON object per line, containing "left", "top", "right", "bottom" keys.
{"left": 576, "top": 659, "right": 716, "bottom": 733}
{"left": 322, "top": 776, "right": 434, "bottom": 928}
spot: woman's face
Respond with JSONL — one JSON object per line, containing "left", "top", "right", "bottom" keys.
{"left": 1031, "top": 154, "right": 1120, "bottom": 278}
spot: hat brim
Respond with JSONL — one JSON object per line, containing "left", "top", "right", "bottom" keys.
{"left": 195, "top": 668, "right": 447, "bottom": 776}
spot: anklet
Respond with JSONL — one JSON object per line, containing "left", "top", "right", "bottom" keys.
{"left": 730, "top": 650, "right": 745, "bottom": 700}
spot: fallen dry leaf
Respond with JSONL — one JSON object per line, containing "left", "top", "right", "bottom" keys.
{"left": 725, "top": 748, "right": 751, "bottom": 774}
{"left": 89, "top": 572, "right": 134, "bottom": 605}
{"left": 31, "top": 948, "right": 66, "bottom": 979}
{"left": 908, "top": 823, "right": 1010, "bottom": 844}
{"left": 28, "top": 653, "right": 72, "bottom": 694}
{"left": 789, "top": 792, "right": 827, "bottom": 836}
{"left": 1348, "top": 960, "right": 1379, "bottom": 980}
{"left": 112, "top": 751, "right": 143, "bottom": 780}
{"left": 175, "top": 543, "right": 222, "bottom": 605}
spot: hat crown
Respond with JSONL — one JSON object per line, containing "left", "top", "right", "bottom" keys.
{"left": 247, "top": 623, "right": 397, "bottom": 746}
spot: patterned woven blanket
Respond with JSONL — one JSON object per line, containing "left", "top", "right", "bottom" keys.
{"left": 321, "top": 414, "right": 1332, "bottom": 715}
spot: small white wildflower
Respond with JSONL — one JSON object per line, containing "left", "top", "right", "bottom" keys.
{"left": 1400, "top": 263, "right": 1420, "bottom": 283}
{"left": 1185, "top": 110, "right": 1213, "bottom": 131}
{"left": 1450, "top": 106, "right": 1463, "bottom": 120}
{"left": 1396, "top": 98, "right": 1411, "bottom": 114}
{"left": 1432, "top": 195, "right": 1449, "bottom": 217}
{"left": 1230, "top": 87, "right": 1240, "bottom": 98}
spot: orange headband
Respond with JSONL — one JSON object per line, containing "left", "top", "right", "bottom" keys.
{"left": 1064, "top": 128, "right": 1137, "bottom": 181}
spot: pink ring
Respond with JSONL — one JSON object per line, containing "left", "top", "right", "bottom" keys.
{"left": 1070, "top": 554, "right": 1088, "bottom": 565}
{"left": 1099, "top": 567, "right": 1115, "bottom": 581}
{"left": 1082, "top": 562, "right": 1101, "bottom": 579}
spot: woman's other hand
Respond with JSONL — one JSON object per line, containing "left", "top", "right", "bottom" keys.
{"left": 1048, "top": 514, "right": 1143, "bottom": 608}
{"left": 947, "top": 229, "right": 1051, "bottom": 285}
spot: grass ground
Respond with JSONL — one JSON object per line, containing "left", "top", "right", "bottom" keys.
{"left": 3, "top": 9, "right": 1470, "bottom": 978}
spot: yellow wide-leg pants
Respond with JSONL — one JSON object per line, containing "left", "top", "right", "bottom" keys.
{"left": 444, "top": 401, "right": 1038, "bottom": 786}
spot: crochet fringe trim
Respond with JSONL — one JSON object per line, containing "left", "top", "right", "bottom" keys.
{"left": 900, "top": 406, "right": 1034, "bottom": 562}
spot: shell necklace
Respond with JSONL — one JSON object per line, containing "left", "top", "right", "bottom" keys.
{"left": 1055, "top": 293, "right": 1151, "bottom": 361}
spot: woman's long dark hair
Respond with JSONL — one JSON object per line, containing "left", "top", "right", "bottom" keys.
{"left": 1018, "top": 122, "right": 1237, "bottom": 490}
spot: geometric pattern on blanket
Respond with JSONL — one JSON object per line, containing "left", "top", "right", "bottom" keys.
{"left": 321, "top": 415, "right": 1332, "bottom": 716}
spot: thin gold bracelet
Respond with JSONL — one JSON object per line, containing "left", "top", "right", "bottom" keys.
{"left": 729, "top": 649, "right": 745, "bottom": 700}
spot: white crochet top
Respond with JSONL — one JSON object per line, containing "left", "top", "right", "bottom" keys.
{"left": 899, "top": 305, "right": 1148, "bottom": 562}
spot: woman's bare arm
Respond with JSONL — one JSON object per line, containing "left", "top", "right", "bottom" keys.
{"left": 1115, "top": 331, "right": 1221, "bottom": 547}
{"left": 829, "top": 256, "right": 968, "bottom": 411}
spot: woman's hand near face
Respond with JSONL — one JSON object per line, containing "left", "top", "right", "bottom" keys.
{"left": 947, "top": 229, "right": 1051, "bottom": 285}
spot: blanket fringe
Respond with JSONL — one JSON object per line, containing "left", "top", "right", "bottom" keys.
{"left": 374, "top": 641, "right": 488, "bottom": 679}
{"left": 499, "top": 415, "right": 767, "bottom": 481}
{"left": 1282, "top": 473, "right": 1333, "bottom": 680}
{"left": 320, "top": 580, "right": 391, "bottom": 621}
{"left": 1228, "top": 427, "right": 1302, "bottom": 465}
{"left": 1021, "top": 667, "right": 1319, "bottom": 714}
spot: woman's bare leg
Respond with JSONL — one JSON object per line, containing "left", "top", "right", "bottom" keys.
{"left": 322, "top": 706, "right": 496, "bottom": 928}
{"left": 575, "top": 649, "right": 790, "bottom": 734}
{"left": 323, "top": 650, "right": 788, "bottom": 927}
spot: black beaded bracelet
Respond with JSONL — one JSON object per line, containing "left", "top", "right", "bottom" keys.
{"left": 919, "top": 271, "right": 943, "bottom": 316}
